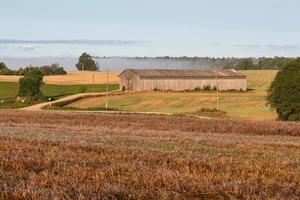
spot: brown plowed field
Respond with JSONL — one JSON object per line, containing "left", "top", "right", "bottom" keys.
{"left": 0, "top": 110, "right": 299, "bottom": 199}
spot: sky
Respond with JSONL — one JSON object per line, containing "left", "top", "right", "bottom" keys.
{"left": 0, "top": 0, "right": 300, "bottom": 58}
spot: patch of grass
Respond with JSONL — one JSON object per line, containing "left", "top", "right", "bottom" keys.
{"left": 0, "top": 82, "right": 119, "bottom": 109}
{"left": 0, "top": 82, "right": 19, "bottom": 99}
{"left": 242, "top": 70, "right": 278, "bottom": 92}
{"left": 0, "top": 100, "right": 33, "bottom": 109}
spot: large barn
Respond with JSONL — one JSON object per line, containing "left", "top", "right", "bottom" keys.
{"left": 118, "top": 69, "right": 247, "bottom": 91}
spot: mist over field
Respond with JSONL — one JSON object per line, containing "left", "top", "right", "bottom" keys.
{"left": 0, "top": 57, "right": 216, "bottom": 71}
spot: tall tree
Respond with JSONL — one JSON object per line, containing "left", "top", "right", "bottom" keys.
{"left": 76, "top": 53, "right": 99, "bottom": 71}
{"left": 18, "top": 69, "right": 44, "bottom": 100}
{"left": 267, "top": 58, "right": 300, "bottom": 121}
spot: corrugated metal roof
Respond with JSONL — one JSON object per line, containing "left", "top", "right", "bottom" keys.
{"left": 119, "top": 69, "right": 246, "bottom": 78}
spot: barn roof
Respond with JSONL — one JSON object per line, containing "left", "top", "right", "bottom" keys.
{"left": 119, "top": 69, "right": 246, "bottom": 79}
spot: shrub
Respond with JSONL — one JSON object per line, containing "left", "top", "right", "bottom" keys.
{"left": 191, "top": 108, "right": 228, "bottom": 118}
{"left": 18, "top": 69, "right": 44, "bottom": 100}
{"left": 203, "top": 85, "right": 212, "bottom": 91}
{"left": 51, "top": 64, "right": 67, "bottom": 75}
{"left": 194, "top": 86, "right": 201, "bottom": 91}
{"left": 267, "top": 58, "right": 300, "bottom": 121}
{"left": 79, "top": 85, "right": 87, "bottom": 93}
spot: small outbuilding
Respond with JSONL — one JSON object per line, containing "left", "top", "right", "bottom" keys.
{"left": 118, "top": 69, "right": 247, "bottom": 91}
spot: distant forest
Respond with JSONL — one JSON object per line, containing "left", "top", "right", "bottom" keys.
{"left": 95, "top": 56, "right": 296, "bottom": 70}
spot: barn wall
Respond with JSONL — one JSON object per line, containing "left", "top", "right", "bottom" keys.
{"left": 120, "top": 69, "right": 247, "bottom": 91}
{"left": 136, "top": 78, "right": 247, "bottom": 91}
{"left": 217, "top": 79, "right": 247, "bottom": 91}
{"left": 119, "top": 71, "right": 140, "bottom": 91}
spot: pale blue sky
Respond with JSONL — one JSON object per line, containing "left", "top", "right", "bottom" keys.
{"left": 0, "top": 0, "right": 300, "bottom": 57}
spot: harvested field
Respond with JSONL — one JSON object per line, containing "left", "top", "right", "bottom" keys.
{"left": 0, "top": 110, "right": 300, "bottom": 199}
{"left": 67, "top": 91, "right": 277, "bottom": 120}
{"left": 0, "top": 75, "right": 21, "bottom": 82}
{"left": 0, "top": 71, "right": 119, "bottom": 85}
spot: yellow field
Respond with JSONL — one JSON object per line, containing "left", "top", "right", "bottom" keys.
{"left": 67, "top": 70, "right": 278, "bottom": 120}
{"left": 0, "top": 75, "right": 21, "bottom": 82}
{"left": 0, "top": 71, "right": 119, "bottom": 85}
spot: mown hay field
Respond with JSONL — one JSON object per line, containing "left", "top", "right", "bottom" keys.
{"left": 67, "top": 70, "right": 278, "bottom": 120}
{"left": 0, "top": 111, "right": 300, "bottom": 199}
{"left": 0, "top": 71, "right": 119, "bottom": 85}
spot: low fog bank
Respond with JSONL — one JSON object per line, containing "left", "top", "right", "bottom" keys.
{"left": 0, "top": 57, "right": 216, "bottom": 72}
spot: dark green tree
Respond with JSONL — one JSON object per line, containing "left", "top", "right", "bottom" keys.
{"left": 50, "top": 63, "right": 67, "bottom": 75}
{"left": 0, "top": 62, "right": 15, "bottom": 75}
{"left": 267, "top": 58, "right": 300, "bottom": 121}
{"left": 40, "top": 63, "right": 67, "bottom": 75}
{"left": 18, "top": 69, "right": 44, "bottom": 99}
{"left": 76, "top": 53, "right": 99, "bottom": 71}
{"left": 16, "top": 65, "right": 37, "bottom": 75}
{"left": 235, "top": 58, "right": 256, "bottom": 70}
{"left": 0, "top": 62, "right": 7, "bottom": 70}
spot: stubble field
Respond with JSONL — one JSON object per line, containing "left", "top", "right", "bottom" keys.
{"left": 0, "top": 110, "right": 300, "bottom": 199}
{"left": 0, "top": 71, "right": 119, "bottom": 85}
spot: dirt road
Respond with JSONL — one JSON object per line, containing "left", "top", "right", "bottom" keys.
{"left": 21, "top": 93, "right": 108, "bottom": 111}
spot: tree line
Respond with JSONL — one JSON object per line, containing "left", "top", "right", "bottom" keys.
{"left": 0, "top": 53, "right": 99, "bottom": 76}
{"left": 0, "top": 62, "right": 67, "bottom": 76}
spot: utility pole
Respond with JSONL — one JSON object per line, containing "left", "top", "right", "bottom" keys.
{"left": 106, "top": 70, "right": 109, "bottom": 109}
{"left": 259, "top": 59, "right": 262, "bottom": 70}
{"left": 215, "top": 65, "right": 219, "bottom": 111}
{"left": 82, "top": 63, "right": 85, "bottom": 85}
